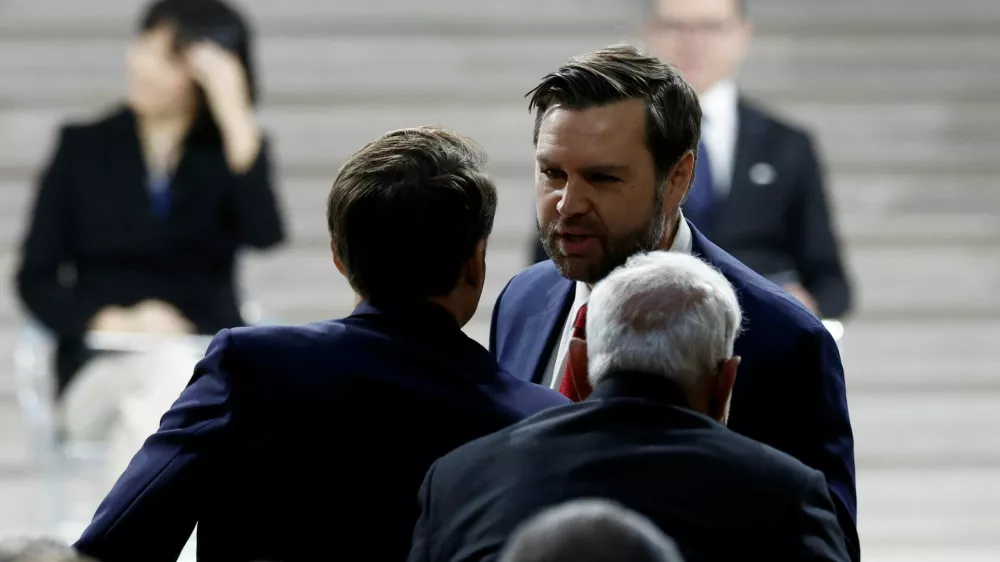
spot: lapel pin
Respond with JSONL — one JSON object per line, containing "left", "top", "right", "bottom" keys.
{"left": 749, "top": 162, "right": 777, "bottom": 186}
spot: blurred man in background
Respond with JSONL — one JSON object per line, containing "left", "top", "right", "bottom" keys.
{"left": 645, "top": 0, "right": 852, "bottom": 318}
{"left": 531, "top": 0, "right": 853, "bottom": 319}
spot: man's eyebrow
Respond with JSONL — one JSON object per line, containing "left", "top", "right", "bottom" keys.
{"left": 579, "top": 164, "right": 629, "bottom": 175}
{"left": 536, "top": 154, "right": 558, "bottom": 168}
{"left": 535, "top": 156, "right": 628, "bottom": 175}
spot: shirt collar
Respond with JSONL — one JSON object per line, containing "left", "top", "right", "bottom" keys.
{"left": 671, "top": 211, "right": 694, "bottom": 254}
{"left": 698, "top": 79, "right": 739, "bottom": 126}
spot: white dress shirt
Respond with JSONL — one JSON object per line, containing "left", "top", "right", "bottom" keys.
{"left": 540, "top": 216, "right": 694, "bottom": 389}
{"left": 698, "top": 79, "right": 740, "bottom": 196}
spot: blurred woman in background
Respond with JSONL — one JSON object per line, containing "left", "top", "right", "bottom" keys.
{"left": 14, "top": 0, "right": 285, "bottom": 480}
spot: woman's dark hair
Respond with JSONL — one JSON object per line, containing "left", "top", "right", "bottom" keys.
{"left": 139, "top": 0, "right": 258, "bottom": 142}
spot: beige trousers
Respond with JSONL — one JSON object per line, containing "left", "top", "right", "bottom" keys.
{"left": 58, "top": 342, "right": 205, "bottom": 489}
{"left": 59, "top": 342, "right": 204, "bottom": 561}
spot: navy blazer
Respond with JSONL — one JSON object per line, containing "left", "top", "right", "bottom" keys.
{"left": 75, "top": 301, "right": 568, "bottom": 562}
{"left": 491, "top": 222, "right": 858, "bottom": 560}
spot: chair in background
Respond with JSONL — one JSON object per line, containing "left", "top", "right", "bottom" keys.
{"left": 12, "top": 303, "right": 272, "bottom": 545}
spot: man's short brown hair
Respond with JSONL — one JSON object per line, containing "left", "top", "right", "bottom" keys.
{"left": 526, "top": 44, "right": 701, "bottom": 181}
{"left": 327, "top": 127, "right": 498, "bottom": 304}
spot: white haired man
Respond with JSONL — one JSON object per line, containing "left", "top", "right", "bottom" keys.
{"left": 408, "top": 252, "right": 851, "bottom": 562}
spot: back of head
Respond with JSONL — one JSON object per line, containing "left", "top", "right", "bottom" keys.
{"left": 586, "top": 252, "right": 742, "bottom": 392}
{"left": 327, "top": 127, "right": 498, "bottom": 307}
{"left": 499, "top": 499, "right": 684, "bottom": 562}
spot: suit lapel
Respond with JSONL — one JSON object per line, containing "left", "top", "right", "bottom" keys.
{"left": 105, "top": 108, "right": 161, "bottom": 236}
{"left": 520, "top": 278, "right": 574, "bottom": 384}
{"left": 717, "top": 101, "right": 768, "bottom": 228}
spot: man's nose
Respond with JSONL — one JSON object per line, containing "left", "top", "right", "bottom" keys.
{"left": 556, "top": 178, "right": 590, "bottom": 217}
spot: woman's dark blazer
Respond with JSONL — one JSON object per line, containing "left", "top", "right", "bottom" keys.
{"left": 15, "top": 106, "right": 287, "bottom": 391}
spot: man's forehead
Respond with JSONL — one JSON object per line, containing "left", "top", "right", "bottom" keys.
{"left": 536, "top": 101, "right": 646, "bottom": 158}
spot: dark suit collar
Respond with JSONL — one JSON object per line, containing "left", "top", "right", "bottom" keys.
{"left": 688, "top": 219, "right": 722, "bottom": 262}
{"left": 527, "top": 277, "right": 575, "bottom": 383}
{"left": 513, "top": 268, "right": 576, "bottom": 383}
{"left": 728, "top": 98, "right": 769, "bottom": 195}
{"left": 351, "top": 299, "right": 461, "bottom": 332}
{"left": 590, "top": 372, "right": 690, "bottom": 409}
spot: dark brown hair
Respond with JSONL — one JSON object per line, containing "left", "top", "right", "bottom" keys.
{"left": 526, "top": 44, "right": 701, "bottom": 181}
{"left": 327, "top": 127, "right": 498, "bottom": 305}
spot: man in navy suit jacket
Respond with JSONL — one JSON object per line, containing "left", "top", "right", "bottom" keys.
{"left": 491, "top": 45, "right": 858, "bottom": 559}
{"left": 75, "top": 127, "right": 568, "bottom": 562}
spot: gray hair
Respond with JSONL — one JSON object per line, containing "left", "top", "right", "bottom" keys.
{"left": 587, "top": 251, "right": 742, "bottom": 389}
{"left": 499, "top": 499, "right": 684, "bottom": 562}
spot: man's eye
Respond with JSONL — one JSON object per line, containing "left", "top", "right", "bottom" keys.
{"left": 591, "top": 174, "right": 620, "bottom": 183}
{"left": 541, "top": 168, "right": 564, "bottom": 179}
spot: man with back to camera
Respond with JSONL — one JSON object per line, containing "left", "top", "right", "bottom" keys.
{"left": 529, "top": 0, "right": 853, "bottom": 319}
{"left": 490, "top": 45, "right": 859, "bottom": 560}
{"left": 74, "top": 127, "right": 569, "bottom": 562}
{"left": 412, "top": 252, "right": 851, "bottom": 562}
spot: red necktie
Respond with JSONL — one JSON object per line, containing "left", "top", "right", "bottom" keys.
{"left": 558, "top": 304, "right": 592, "bottom": 402}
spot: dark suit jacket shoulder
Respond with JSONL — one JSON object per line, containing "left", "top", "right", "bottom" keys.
{"left": 75, "top": 301, "right": 568, "bottom": 562}
{"left": 409, "top": 377, "right": 850, "bottom": 562}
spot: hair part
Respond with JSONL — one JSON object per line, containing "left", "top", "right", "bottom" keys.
{"left": 499, "top": 498, "right": 683, "bottom": 562}
{"left": 526, "top": 44, "right": 701, "bottom": 181}
{"left": 327, "top": 127, "right": 498, "bottom": 305}
{"left": 586, "top": 251, "right": 742, "bottom": 389}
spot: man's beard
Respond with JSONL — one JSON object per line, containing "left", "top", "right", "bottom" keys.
{"left": 538, "top": 189, "right": 667, "bottom": 284}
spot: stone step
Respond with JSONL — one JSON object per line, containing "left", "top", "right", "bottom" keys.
{"left": 3, "top": 102, "right": 1000, "bottom": 176}
{"left": 851, "top": 392, "right": 1000, "bottom": 467}
{"left": 858, "top": 469, "right": 1000, "bottom": 550}
{"left": 839, "top": 320, "right": 1000, "bottom": 390}
{"left": 2, "top": 0, "right": 998, "bottom": 36}
{"left": 1, "top": 394, "right": 999, "bottom": 552}
{"left": 2, "top": 316, "right": 999, "bottom": 399}
{"left": 2, "top": 236, "right": 998, "bottom": 334}
{"left": 4, "top": 34, "right": 998, "bottom": 107}
{"left": 2, "top": 172, "right": 999, "bottom": 250}
{"left": 2, "top": 340, "right": 1000, "bottom": 469}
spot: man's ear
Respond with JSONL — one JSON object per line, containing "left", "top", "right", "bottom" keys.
{"left": 568, "top": 337, "right": 590, "bottom": 385}
{"left": 667, "top": 150, "right": 696, "bottom": 210}
{"left": 710, "top": 356, "right": 740, "bottom": 424}
{"left": 464, "top": 239, "right": 487, "bottom": 289}
{"left": 332, "top": 240, "right": 347, "bottom": 279}
{"left": 332, "top": 241, "right": 362, "bottom": 305}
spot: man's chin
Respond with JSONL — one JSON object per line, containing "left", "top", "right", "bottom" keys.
{"left": 552, "top": 254, "right": 604, "bottom": 284}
